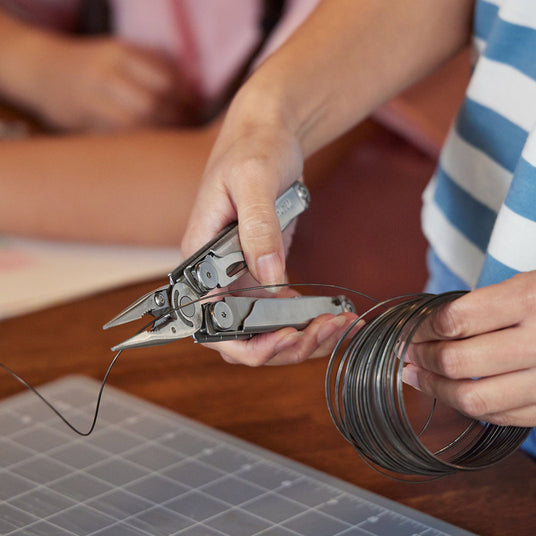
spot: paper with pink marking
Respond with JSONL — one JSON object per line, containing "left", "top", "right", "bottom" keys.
{"left": 0, "top": 236, "right": 180, "bottom": 320}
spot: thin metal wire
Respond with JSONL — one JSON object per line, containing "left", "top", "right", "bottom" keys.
{"left": 0, "top": 316, "right": 158, "bottom": 436}
{"left": 0, "top": 351, "right": 122, "bottom": 436}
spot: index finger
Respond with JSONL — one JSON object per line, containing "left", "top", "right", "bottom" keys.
{"left": 413, "top": 274, "right": 532, "bottom": 343}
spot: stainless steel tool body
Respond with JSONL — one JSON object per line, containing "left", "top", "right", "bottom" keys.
{"left": 104, "top": 182, "right": 353, "bottom": 350}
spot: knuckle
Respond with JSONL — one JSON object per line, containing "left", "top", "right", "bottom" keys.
{"left": 431, "top": 302, "right": 464, "bottom": 338}
{"left": 249, "top": 354, "right": 270, "bottom": 367}
{"left": 514, "top": 272, "right": 536, "bottom": 314}
{"left": 241, "top": 155, "right": 271, "bottom": 177}
{"left": 284, "top": 353, "right": 306, "bottom": 366}
{"left": 240, "top": 205, "right": 278, "bottom": 242}
{"left": 435, "top": 343, "right": 463, "bottom": 379}
{"left": 485, "top": 412, "right": 510, "bottom": 426}
{"left": 246, "top": 344, "right": 273, "bottom": 367}
{"left": 456, "top": 383, "right": 488, "bottom": 418}
{"left": 288, "top": 348, "right": 309, "bottom": 365}
{"left": 275, "top": 338, "right": 308, "bottom": 364}
{"left": 229, "top": 156, "right": 270, "bottom": 184}
{"left": 232, "top": 354, "right": 265, "bottom": 367}
{"left": 219, "top": 352, "right": 237, "bottom": 365}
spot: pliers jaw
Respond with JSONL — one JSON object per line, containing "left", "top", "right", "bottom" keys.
{"left": 104, "top": 280, "right": 204, "bottom": 351}
{"left": 109, "top": 311, "right": 202, "bottom": 351}
{"left": 103, "top": 285, "right": 170, "bottom": 330}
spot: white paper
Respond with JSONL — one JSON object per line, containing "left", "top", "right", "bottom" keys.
{"left": 0, "top": 235, "right": 181, "bottom": 319}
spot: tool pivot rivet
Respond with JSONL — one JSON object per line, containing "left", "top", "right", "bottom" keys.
{"left": 212, "top": 301, "right": 233, "bottom": 330}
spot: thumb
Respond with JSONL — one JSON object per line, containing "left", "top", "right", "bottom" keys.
{"left": 233, "top": 181, "right": 286, "bottom": 287}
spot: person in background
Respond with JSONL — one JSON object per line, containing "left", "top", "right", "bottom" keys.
{"left": 0, "top": 0, "right": 333, "bottom": 244}
{"left": 180, "top": 0, "right": 536, "bottom": 457}
{"left": 0, "top": 0, "right": 311, "bottom": 130}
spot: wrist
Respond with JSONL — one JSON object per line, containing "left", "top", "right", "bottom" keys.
{"left": 231, "top": 54, "right": 341, "bottom": 161}
{"left": 227, "top": 66, "right": 326, "bottom": 159}
{"left": 228, "top": 76, "right": 293, "bottom": 134}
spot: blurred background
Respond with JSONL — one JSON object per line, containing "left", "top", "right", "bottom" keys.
{"left": 0, "top": 0, "right": 471, "bottom": 312}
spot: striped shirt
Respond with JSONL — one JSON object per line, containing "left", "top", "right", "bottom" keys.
{"left": 421, "top": 0, "right": 536, "bottom": 457}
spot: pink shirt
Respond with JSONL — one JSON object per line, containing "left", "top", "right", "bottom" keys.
{"left": 113, "top": 0, "right": 319, "bottom": 101}
{"left": 1, "top": 0, "right": 319, "bottom": 101}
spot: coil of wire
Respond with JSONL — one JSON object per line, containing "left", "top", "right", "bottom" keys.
{"left": 325, "top": 290, "right": 531, "bottom": 481}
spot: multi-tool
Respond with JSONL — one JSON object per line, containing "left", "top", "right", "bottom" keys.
{"left": 104, "top": 182, "right": 354, "bottom": 351}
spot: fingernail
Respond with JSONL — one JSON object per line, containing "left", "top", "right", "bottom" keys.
{"left": 275, "top": 332, "right": 304, "bottom": 353}
{"left": 256, "top": 252, "right": 283, "bottom": 291}
{"left": 317, "top": 316, "right": 347, "bottom": 345}
{"left": 402, "top": 365, "right": 421, "bottom": 390}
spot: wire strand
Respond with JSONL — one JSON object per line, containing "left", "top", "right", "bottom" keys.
{"left": 0, "top": 351, "right": 122, "bottom": 436}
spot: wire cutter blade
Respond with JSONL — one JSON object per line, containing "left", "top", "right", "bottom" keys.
{"left": 103, "top": 285, "right": 170, "bottom": 330}
{"left": 110, "top": 311, "right": 201, "bottom": 351}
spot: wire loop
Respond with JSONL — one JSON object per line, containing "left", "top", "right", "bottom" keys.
{"left": 326, "top": 291, "right": 531, "bottom": 481}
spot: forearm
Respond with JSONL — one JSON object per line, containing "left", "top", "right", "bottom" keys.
{"left": 0, "top": 126, "right": 219, "bottom": 245}
{"left": 230, "top": 0, "right": 474, "bottom": 158}
{"left": 0, "top": 110, "right": 369, "bottom": 246}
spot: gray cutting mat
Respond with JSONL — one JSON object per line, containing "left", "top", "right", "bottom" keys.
{"left": 0, "top": 376, "right": 475, "bottom": 536}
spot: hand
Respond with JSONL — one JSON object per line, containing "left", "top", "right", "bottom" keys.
{"left": 181, "top": 98, "right": 304, "bottom": 286}
{"left": 181, "top": 93, "right": 356, "bottom": 365}
{"left": 403, "top": 271, "right": 536, "bottom": 427}
{"left": 25, "top": 35, "right": 182, "bottom": 131}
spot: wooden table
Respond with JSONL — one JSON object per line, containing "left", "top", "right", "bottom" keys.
{"left": 0, "top": 278, "right": 534, "bottom": 536}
